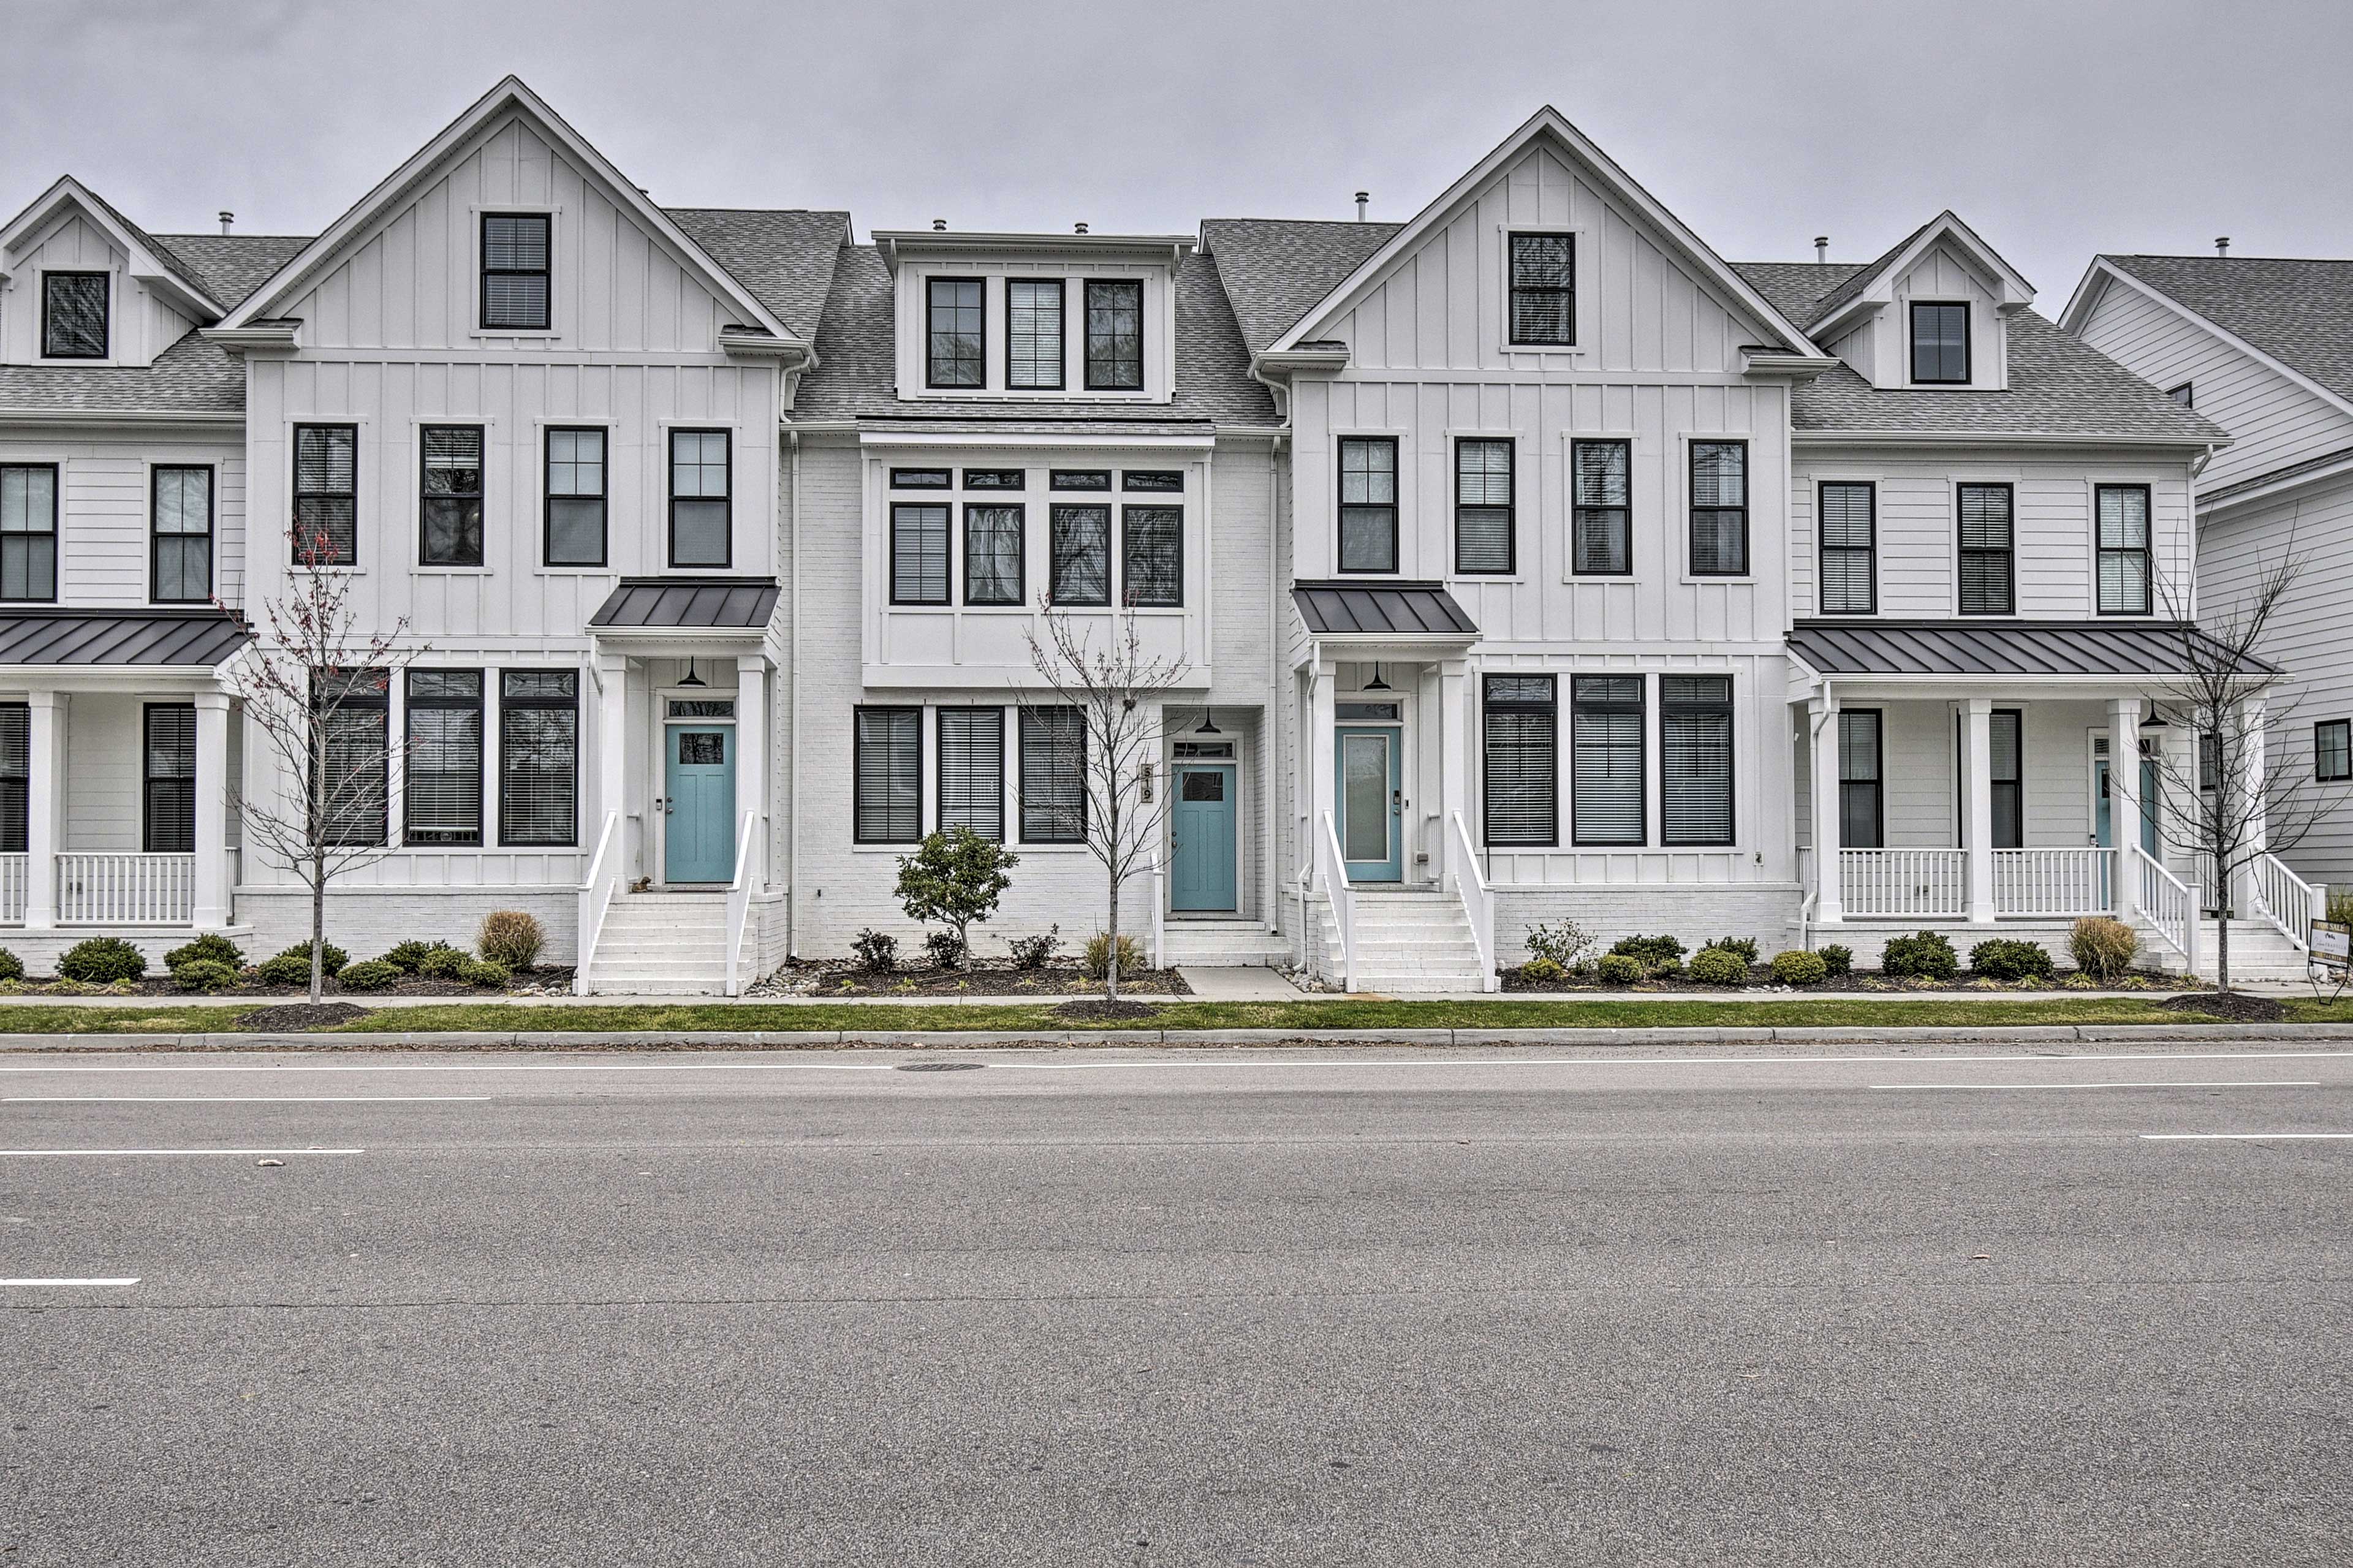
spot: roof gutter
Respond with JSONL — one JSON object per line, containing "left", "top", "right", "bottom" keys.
{"left": 1791, "top": 430, "right": 2228, "bottom": 450}
{"left": 0, "top": 408, "right": 243, "bottom": 428}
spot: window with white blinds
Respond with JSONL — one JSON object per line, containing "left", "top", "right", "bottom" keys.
{"left": 294, "top": 424, "right": 358, "bottom": 566}
{"left": 1122, "top": 506, "right": 1181, "bottom": 605}
{"left": 1661, "top": 676, "right": 1733, "bottom": 846}
{"left": 1020, "top": 705, "right": 1085, "bottom": 843}
{"left": 1817, "top": 482, "right": 1875, "bottom": 615}
{"left": 316, "top": 668, "right": 388, "bottom": 846}
{"left": 1454, "top": 439, "right": 1514, "bottom": 575}
{"left": 480, "top": 214, "right": 551, "bottom": 330}
{"left": 500, "top": 671, "right": 577, "bottom": 847}
{"left": 1482, "top": 675, "right": 1555, "bottom": 846}
{"left": 1571, "top": 441, "right": 1630, "bottom": 575}
{"left": 1958, "top": 484, "right": 2014, "bottom": 615}
{"left": 420, "top": 425, "right": 485, "bottom": 567}
{"left": 1007, "top": 279, "right": 1065, "bottom": 390}
{"left": 1689, "top": 442, "right": 1748, "bottom": 575}
{"left": 1991, "top": 708, "right": 2023, "bottom": 849}
{"left": 0, "top": 704, "right": 24, "bottom": 853}
{"left": 1338, "top": 437, "right": 1398, "bottom": 572}
{"left": 854, "top": 706, "right": 922, "bottom": 843}
{"left": 2096, "top": 485, "right": 2153, "bottom": 615}
{"left": 1507, "top": 233, "right": 1574, "bottom": 345}
{"left": 151, "top": 466, "right": 213, "bottom": 603}
{"left": 0, "top": 464, "right": 59, "bottom": 602}
{"left": 1838, "top": 709, "right": 1882, "bottom": 848}
{"left": 1049, "top": 505, "right": 1110, "bottom": 606}
{"left": 404, "top": 670, "right": 483, "bottom": 846}
{"left": 937, "top": 708, "right": 1005, "bottom": 841}
{"left": 142, "top": 704, "right": 196, "bottom": 855}
{"left": 1572, "top": 675, "right": 1645, "bottom": 846}
{"left": 964, "top": 504, "right": 1024, "bottom": 605}
{"left": 891, "top": 504, "right": 950, "bottom": 605}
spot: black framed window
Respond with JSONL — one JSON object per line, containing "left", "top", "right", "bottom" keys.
{"left": 962, "top": 468, "right": 1025, "bottom": 491}
{"left": 1019, "top": 705, "right": 1085, "bottom": 843}
{"left": 1122, "top": 506, "right": 1181, "bottom": 606}
{"left": 890, "top": 503, "right": 950, "bottom": 605}
{"left": 1482, "top": 675, "right": 1556, "bottom": 847}
{"left": 1507, "top": 233, "right": 1574, "bottom": 346}
{"left": 937, "top": 707, "right": 1005, "bottom": 841}
{"left": 2097, "top": 484, "right": 2153, "bottom": 615}
{"left": 1838, "top": 709, "right": 1882, "bottom": 848}
{"left": 963, "top": 504, "right": 1024, "bottom": 605}
{"left": 404, "top": 670, "right": 483, "bottom": 846}
{"left": 1958, "top": 483, "right": 2014, "bottom": 615}
{"left": 890, "top": 468, "right": 952, "bottom": 490}
{"left": 0, "top": 464, "right": 59, "bottom": 602}
{"left": 141, "top": 705, "right": 196, "bottom": 854}
{"left": 420, "top": 425, "right": 485, "bottom": 567}
{"left": 2199, "top": 732, "right": 2218, "bottom": 793}
{"left": 1007, "top": 279, "right": 1064, "bottom": 390}
{"left": 151, "top": 466, "right": 214, "bottom": 603}
{"left": 1049, "top": 505, "right": 1110, "bottom": 606}
{"left": 42, "top": 272, "right": 108, "bottom": 358}
{"left": 669, "top": 429, "right": 730, "bottom": 567}
{"left": 2167, "top": 382, "right": 2195, "bottom": 408}
{"left": 499, "top": 670, "right": 577, "bottom": 847}
{"left": 1084, "top": 278, "right": 1143, "bottom": 390}
{"left": 545, "top": 427, "right": 606, "bottom": 566}
{"left": 480, "top": 214, "right": 551, "bottom": 330}
{"left": 1453, "top": 438, "right": 1514, "bottom": 575}
{"left": 1571, "top": 439, "right": 1630, "bottom": 575}
{"left": 1571, "top": 675, "right": 1645, "bottom": 846}
{"left": 926, "top": 278, "right": 984, "bottom": 388}
{"left": 0, "top": 704, "right": 25, "bottom": 853}
{"left": 316, "top": 668, "right": 389, "bottom": 847}
{"left": 1051, "top": 469, "right": 1111, "bottom": 491}
{"left": 1817, "top": 481, "right": 1876, "bottom": 615}
{"left": 293, "top": 424, "right": 358, "bottom": 566}
{"left": 2317, "top": 719, "right": 2352, "bottom": 784}
{"left": 1990, "top": 708, "right": 2023, "bottom": 849}
{"left": 1121, "top": 471, "right": 1183, "bottom": 493}
{"left": 854, "top": 706, "right": 922, "bottom": 844}
{"left": 1337, "top": 436, "right": 1398, "bottom": 573}
{"left": 1689, "top": 441, "right": 1748, "bottom": 575}
{"left": 1661, "top": 676, "right": 1733, "bottom": 846}
{"left": 1910, "top": 301, "right": 1969, "bottom": 384}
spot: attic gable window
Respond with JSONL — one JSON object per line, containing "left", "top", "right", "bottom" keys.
{"left": 1909, "top": 301, "right": 1969, "bottom": 384}
{"left": 480, "top": 214, "right": 551, "bottom": 331}
{"left": 42, "top": 273, "right": 109, "bottom": 358}
{"left": 1507, "top": 233, "right": 1574, "bottom": 346}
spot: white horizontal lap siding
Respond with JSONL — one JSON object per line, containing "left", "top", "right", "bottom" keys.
{"left": 2024, "top": 700, "right": 2102, "bottom": 849}
{"left": 63, "top": 693, "right": 142, "bottom": 854}
{"left": 1879, "top": 700, "right": 1957, "bottom": 850}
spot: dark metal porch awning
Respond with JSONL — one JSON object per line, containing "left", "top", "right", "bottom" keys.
{"left": 589, "top": 577, "right": 781, "bottom": 631}
{"left": 0, "top": 607, "right": 251, "bottom": 666}
{"left": 1789, "top": 619, "right": 2277, "bottom": 679}
{"left": 1292, "top": 580, "right": 1479, "bottom": 638}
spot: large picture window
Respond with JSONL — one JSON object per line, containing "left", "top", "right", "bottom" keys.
{"left": 1019, "top": 705, "right": 1085, "bottom": 843}
{"left": 1048, "top": 505, "right": 1110, "bottom": 606}
{"left": 937, "top": 708, "right": 1005, "bottom": 841}
{"left": 1121, "top": 506, "right": 1181, "bottom": 605}
{"left": 294, "top": 424, "right": 358, "bottom": 566}
{"left": 1482, "top": 675, "right": 1556, "bottom": 847}
{"left": 1084, "top": 279, "right": 1143, "bottom": 390}
{"left": 404, "top": 670, "right": 483, "bottom": 846}
{"left": 1571, "top": 675, "right": 1645, "bottom": 846}
{"left": 669, "top": 429, "right": 730, "bottom": 567}
{"left": 1817, "top": 482, "right": 1876, "bottom": 615}
{"left": 151, "top": 465, "right": 213, "bottom": 603}
{"left": 316, "top": 668, "right": 389, "bottom": 847}
{"left": 1689, "top": 442, "right": 1748, "bottom": 576}
{"left": 2097, "top": 485, "right": 2153, "bottom": 615}
{"left": 1453, "top": 439, "right": 1514, "bottom": 575}
{"left": 1838, "top": 710, "right": 1883, "bottom": 848}
{"left": 1507, "top": 233, "right": 1574, "bottom": 345}
{"left": 42, "top": 272, "right": 108, "bottom": 358}
{"left": 1958, "top": 483, "right": 2015, "bottom": 615}
{"left": 854, "top": 706, "right": 922, "bottom": 844}
{"left": 963, "top": 504, "right": 1024, "bottom": 605}
{"left": 480, "top": 214, "right": 551, "bottom": 331}
{"left": 1572, "top": 440, "right": 1631, "bottom": 575}
{"left": 891, "top": 503, "right": 950, "bottom": 605}
{"left": 545, "top": 427, "right": 607, "bottom": 567}
{"left": 0, "top": 465, "right": 59, "bottom": 602}
{"left": 926, "top": 278, "right": 984, "bottom": 388}
{"left": 1338, "top": 437, "right": 1398, "bottom": 573}
{"left": 499, "top": 671, "right": 578, "bottom": 846}
{"left": 420, "top": 425, "right": 485, "bottom": 567}
{"left": 142, "top": 704, "right": 196, "bottom": 854}
{"left": 1910, "top": 301, "right": 1969, "bottom": 384}
{"left": 0, "top": 704, "right": 24, "bottom": 852}
{"left": 1661, "top": 676, "right": 1733, "bottom": 846}
{"left": 1007, "top": 279, "right": 1064, "bottom": 390}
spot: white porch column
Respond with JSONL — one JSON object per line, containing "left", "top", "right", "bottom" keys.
{"left": 1963, "top": 697, "right": 1995, "bottom": 923}
{"left": 1438, "top": 658, "right": 1469, "bottom": 890}
{"left": 1809, "top": 691, "right": 1842, "bottom": 923}
{"left": 1308, "top": 660, "right": 1336, "bottom": 873}
{"left": 23, "top": 692, "right": 63, "bottom": 929}
{"left": 192, "top": 690, "right": 232, "bottom": 929}
{"left": 596, "top": 653, "right": 627, "bottom": 857}
{"left": 735, "top": 654, "right": 768, "bottom": 889}
{"left": 2107, "top": 696, "right": 2142, "bottom": 922}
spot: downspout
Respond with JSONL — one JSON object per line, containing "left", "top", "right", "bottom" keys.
{"left": 787, "top": 426, "right": 801, "bottom": 959}
{"left": 1267, "top": 430, "right": 1285, "bottom": 934}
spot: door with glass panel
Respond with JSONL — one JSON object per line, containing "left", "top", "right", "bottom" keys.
{"left": 1171, "top": 764, "right": 1238, "bottom": 911}
{"left": 1334, "top": 728, "right": 1403, "bottom": 882}
{"left": 664, "top": 725, "right": 735, "bottom": 883}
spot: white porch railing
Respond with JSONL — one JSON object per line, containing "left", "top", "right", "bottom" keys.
{"left": 1839, "top": 849, "right": 1966, "bottom": 918}
{"left": 573, "top": 811, "right": 623, "bottom": 998}
{"left": 722, "top": 811, "right": 762, "bottom": 998}
{"left": 57, "top": 853, "right": 194, "bottom": 924}
{"left": 2132, "top": 844, "right": 2199, "bottom": 974}
{"left": 2248, "top": 853, "right": 2323, "bottom": 955}
{"left": 1992, "top": 847, "right": 2115, "bottom": 917}
{"left": 1447, "top": 811, "right": 1497, "bottom": 992}
{"left": 1315, "top": 810, "right": 1356, "bottom": 993}
{"left": 0, "top": 853, "right": 24, "bottom": 923}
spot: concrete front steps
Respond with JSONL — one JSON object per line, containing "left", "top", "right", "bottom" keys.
{"left": 585, "top": 890, "right": 730, "bottom": 994}
{"left": 1160, "top": 918, "right": 1290, "bottom": 968}
{"left": 1310, "top": 888, "right": 1491, "bottom": 994}
{"left": 2180, "top": 918, "right": 2313, "bottom": 983}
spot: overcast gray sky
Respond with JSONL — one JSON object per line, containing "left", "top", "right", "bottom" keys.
{"left": 8, "top": 0, "right": 2350, "bottom": 307}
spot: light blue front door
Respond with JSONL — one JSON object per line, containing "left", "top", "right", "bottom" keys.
{"left": 1335, "top": 727, "right": 1403, "bottom": 882}
{"left": 664, "top": 725, "right": 735, "bottom": 882}
{"left": 2095, "top": 747, "right": 2159, "bottom": 907}
{"left": 1172, "top": 763, "right": 1238, "bottom": 911}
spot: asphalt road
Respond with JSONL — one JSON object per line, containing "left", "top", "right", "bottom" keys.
{"left": 3, "top": 1042, "right": 2349, "bottom": 1566}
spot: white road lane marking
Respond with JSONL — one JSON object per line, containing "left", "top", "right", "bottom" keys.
{"left": 0, "top": 1147, "right": 365, "bottom": 1156}
{"left": 1, "top": 1277, "right": 138, "bottom": 1286}
{"left": 4, "top": 1096, "right": 491, "bottom": 1103}
{"left": 2139, "top": 1132, "right": 2353, "bottom": 1140}
{"left": 1871, "top": 1081, "right": 2319, "bottom": 1090}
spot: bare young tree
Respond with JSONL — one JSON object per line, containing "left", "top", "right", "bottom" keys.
{"left": 225, "top": 532, "right": 425, "bottom": 1001}
{"left": 1017, "top": 600, "right": 1190, "bottom": 1002}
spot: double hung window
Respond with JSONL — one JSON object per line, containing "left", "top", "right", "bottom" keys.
{"left": 1453, "top": 439, "right": 1514, "bottom": 575}
{"left": 669, "top": 430, "right": 730, "bottom": 567}
{"left": 499, "top": 671, "right": 578, "bottom": 847}
{"left": 1507, "top": 233, "right": 1574, "bottom": 345}
{"left": 294, "top": 425, "right": 358, "bottom": 566}
{"left": 1571, "top": 441, "right": 1630, "bottom": 575}
{"left": 1958, "top": 483, "right": 2015, "bottom": 615}
{"left": 151, "top": 466, "right": 213, "bottom": 602}
{"left": 1990, "top": 708, "right": 2023, "bottom": 849}
{"left": 1838, "top": 710, "right": 1883, "bottom": 848}
{"left": 853, "top": 706, "right": 922, "bottom": 844}
{"left": 0, "top": 465, "right": 59, "bottom": 602}
{"left": 480, "top": 214, "right": 551, "bottom": 330}
{"left": 1817, "top": 482, "right": 1876, "bottom": 615}
{"left": 892, "top": 504, "right": 951, "bottom": 605}
{"left": 1481, "top": 675, "right": 1556, "bottom": 846}
{"left": 1007, "top": 279, "right": 1064, "bottom": 390}
{"left": 1337, "top": 437, "right": 1398, "bottom": 573}
{"left": 0, "top": 705, "right": 24, "bottom": 852}
{"left": 404, "top": 670, "right": 483, "bottom": 846}
{"left": 316, "top": 669, "right": 390, "bottom": 847}
{"left": 1689, "top": 442, "right": 1748, "bottom": 575}
{"left": 2096, "top": 485, "right": 2153, "bottom": 615}
{"left": 42, "top": 273, "right": 108, "bottom": 358}
{"left": 1661, "top": 676, "right": 1733, "bottom": 846}
{"left": 420, "top": 425, "right": 485, "bottom": 566}
{"left": 1019, "top": 706, "right": 1085, "bottom": 843}
{"left": 142, "top": 705, "right": 197, "bottom": 854}
{"left": 937, "top": 708, "right": 1005, "bottom": 841}
{"left": 1084, "top": 279, "right": 1143, "bottom": 390}
{"left": 1571, "top": 675, "right": 1645, "bottom": 846}
{"left": 545, "top": 428, "right": 607, "bottom": 566}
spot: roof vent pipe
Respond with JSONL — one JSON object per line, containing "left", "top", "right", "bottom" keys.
{"left": 2215, "top": 235, "right": 2231, "bottom": 256}
{"left": 219, "top": 211, "right": 234, "bottom": 235}
{"left": 1814, "top": 235, "right": 1828, "bottom": 263}
{"left": 1355, "top": 191, "right": 1369, "bottom": 222}
{"left": 932, "top": 218, "right": 947, "bottom": 232}
{"left": 1074, "top": 222, "right": 1088, "bottom": 235}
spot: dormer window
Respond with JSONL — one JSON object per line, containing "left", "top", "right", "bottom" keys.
{"left": 1085, "top": 280, "right": 1143, "bottom": 390}
{"left": 41, "top": 272, "right": 108, "bottom": 358}
{"left": 480, "top": 215, "right": 551, "bottom": 331}
{"left": 1007, "top": 280, "right": 1064, "bottom": 390}
{"left": 1508, "top": 233, "right": 1574, "bottom": 346}
{"left": 927, "top": 278, "right": 985, "bottom": 388}
{"left": 1909, "top": 301, "right": 1969, "bottom": 384}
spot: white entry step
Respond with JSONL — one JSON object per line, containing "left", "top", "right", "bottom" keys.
{"left": 1308, "top": 888, "right": 1493, "bottom": 994}
{"left": 2173, "top": 918, "right": 2314, "bottom": 983}
{"left": 586, "top": 890, "right": 730, "bottom": 994}
{"left": 1160, "top": 918, "right": 1290, "bottom": 968}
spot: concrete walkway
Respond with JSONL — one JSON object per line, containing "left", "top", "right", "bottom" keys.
{"left": 1175, "top": 966, "right": 1305, "bottom": 1001}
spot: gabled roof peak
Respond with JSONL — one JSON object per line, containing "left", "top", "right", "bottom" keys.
{"left": 1803, "top": 210, "right": 2035, "bottom": 331}
{"left": 0, "top": 175, "right": 226, "bottom": 319}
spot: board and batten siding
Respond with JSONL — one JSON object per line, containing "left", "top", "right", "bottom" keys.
{"left": 1836, "top": 243, "right": 2009, "bottom": 390}
{"left": 1, "top": 211, "right": 197, "bottom": 368}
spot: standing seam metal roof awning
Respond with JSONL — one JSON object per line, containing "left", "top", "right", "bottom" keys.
{"left": 1789, "top": 620, "right": 2277, "bottom": 678}
{"left": 1292, "top": 580, "right": 1479, "bottom": 638}
{"left": 589, "top": 577, "right": 781, "bottom": 631}
{"left": 0, "top": 608, "right": 252, "bottom": 666}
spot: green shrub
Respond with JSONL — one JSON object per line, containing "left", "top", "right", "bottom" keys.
{"left": 0, "top": 949, "right": 23, "bottom": 983}
{"left": 1609, "top": 934, "right": 1686, "bottom": 971}
{"left": 895, "top": 827, "right": 1019, "bottom": 974}
{"left": 58, "top": 937, "right": 146, "bottom": 983}
{"left": 1689, "top": 947, "right": 1749, "bottom": 986}
{"left": 476, "top": 911, "right": 545, "bottom": 971}
{"left": 271, "top": 940, "right": 350, "bottom": 975}
{"left": 164, "top": 933, "right": 243, "bottom": 971}
{"left": 170, "top": 958, "right": 237, "bottom": 992}
{"left": 1082, "top": 931, "right": 1146, "bottom": 981}
{"left": 2069, "top": 916, "right": 2140, "bottom": 983}
{"left": 851, "top": 928, "right": 899, "bottom": 973}
{"left": 1968, "top": 937, "right": 2054, "bottom": 982}
{"left": 1818, "top": 944, "right": 1854, "bottom": 977}
{"left": 458, "top": 958, "right": 510, "bottom": 988}
{"left": 416, "top": 947, "right": 468, "bottom": 980}
{"left": 1525, "top": 921, "right": 1597, "bottom": 969}
{"left": 923, "top": 928, "right": 966, "bottom": 969}
{"left": 255, "top": 953, "right": 311, "bottom": 987}
{"left": 1881, "top": 930, "right": 1958, "bottom": 981}
{"left": 1771, "top": 949, "right": 1829, "bottom": 986}
{"left": 2330, "top": 890, "right": 2353, "bottom": 926}
{"left": 384, "top": 938, "right": 461, "bottom": 974}
{"left": 1007, "top": 926, "right": 1061, "bottom": 969}
{"left": 1594, "top": 952, "right": 1644, "bottom": 985}
{"left": 1705, "top": 936, "right": 1759, "bottom": 964}
{"left": 1518, "top": 956, "right": 1567, "bottom": 983}
{"left": 335, "top": 959, "right": 401, "bottom": 992}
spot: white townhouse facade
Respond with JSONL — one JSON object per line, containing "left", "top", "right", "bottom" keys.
{"left": 0, "top": 81, "right": 2290, "bottom": 990}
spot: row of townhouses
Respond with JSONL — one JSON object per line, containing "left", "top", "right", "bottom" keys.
{"left": 0, "top": 77, "right": 2334, "bottom": 993}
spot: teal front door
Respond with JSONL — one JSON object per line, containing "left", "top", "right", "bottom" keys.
{"left": 1335, "top": 727, "right": 1403, "bottom": 882}
{"left": 664, "top": 725, "right": 735, "bottom": 883}
{"left": 2095, "top": 746, "right": 2159, "bottom": 907}
{"left": 1171, "top": 763, "right": 1238, "bottom": 911}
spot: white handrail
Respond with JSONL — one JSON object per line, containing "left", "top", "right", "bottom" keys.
{"left": 1147, "top": 852, "right": 1165, "bottom": 971}
{"left": 573, "top": 811, "right": 622, "bottom": 998}
{"left": 1447, "top": 811, "right": 1497, "bottom": 992}
{"left": 722, "top": 810, "right": 762, "bottom": 997}
{"left": 2131, "top": 844, "right": 2199, "bottom": 975}
{"left": 1315, "top": 810, "right": 1355, "bottom": 992}
{"left": 2249, "top": 852, "right": 2321, "bottom": 955}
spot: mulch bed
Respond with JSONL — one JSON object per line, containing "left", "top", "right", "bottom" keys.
{"left": 1501, "top": 965, "right": 2183, "bottom": 996}
{"left": 234, "top": 1001, "right": 376, "bottom": 1031}
{"left": 23, "top": 967, "right": 574, "bottom": 999}
{"left": 2160, "top": 991, "right": 2288, "bottom": 1022}
{"left": 778, "top": 960, "right": 1191, "bottom": 998}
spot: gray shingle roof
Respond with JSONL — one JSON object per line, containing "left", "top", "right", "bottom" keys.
{"left": 1789, "top": 619, "right": 2273, "bottom": 678}
{"left": 589, "top": 577, "right": 780, "bottom": 630}
{"left": 0, "top": 607, "right": 251, "bottom": 667}
{"left": 151, "top": 233, "right": 313, "bottom": 310}
{"left": 1292, "top": 580, "right": 1479, "bottom": 637}
{"left": 662, "top": 208, "right": 848, "bottom": 342}
{"left": 2103, "top": 255, "right": 2353, "bottom": 411}
{"left": 1199, "top": 219, "right": 1402, "bottom": 356}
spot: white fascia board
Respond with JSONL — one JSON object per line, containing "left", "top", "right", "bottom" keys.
{"left": 0, "top": 409, "right": 243, "bottom": 430}
{"left": 1790, "top": 430, "right": 2222, "bottom": 451}
{"left": 1809, "top": 210, "right": 2036, "bottom": 339}
{"left": 0, "top": 177, "right": 225, "bottom": 319}
{"left": 873, "top": 231, "right": 1195, "bottom": 276}
{"left": 855, "top": 430, "right": 1216, "bottom": 450}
